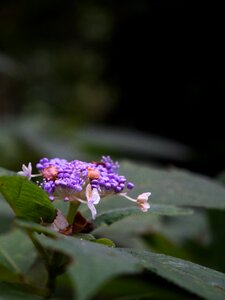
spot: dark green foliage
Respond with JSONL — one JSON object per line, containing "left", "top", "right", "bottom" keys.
{"left": 0, "top": 160, "right": 225, "bottom": 299}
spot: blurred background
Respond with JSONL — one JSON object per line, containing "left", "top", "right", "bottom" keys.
{"left": 0, "top": 0, "right": 224, "bottom": 176}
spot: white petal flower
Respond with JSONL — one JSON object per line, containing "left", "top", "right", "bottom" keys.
{"left": 17, "top": 162, "right": 33, "bottom": 180}
{"left": 119, "top": 191, "right": 151, "bottom": 212}
{"left": 18, "top": 162, "right": 41, "bottom": 180}
{"left": 136, "top": 192, "right": 151, "bottom": 212}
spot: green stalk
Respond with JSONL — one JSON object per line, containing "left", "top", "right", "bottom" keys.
{"left": 67, "top": 201, "right": 80, "bottom": 225}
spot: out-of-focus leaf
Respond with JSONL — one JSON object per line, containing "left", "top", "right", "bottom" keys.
{"left": 0, "top": 282, "right": 43, "bottom": 300}
{"left": 207, "top": 210, "right": 225, "bottom": 272}
{"left": 0, "top": 230, "right": 37, "bottom": 281}
{"left": 14, "top": 219, "right": 57, "bottom": 237}
{"left": 0, "top": 215, "right": 13, "bottom": 234}
{"left": 14, "top": 116, "right": 82, "bottom": 160}
{"left": 99, "top": 275, "right": 198, "bottom": 300}
{"left": 0, "top": 196, "right": 14, "bottom": 233}
{"left": 216, "top": 170, "right": 225, "bottom": 185}
{"left": 94, "top": 238, "right": 116, "bottom": 247}
{"left": 120, "top": 161, "right": 225, "bottom": 209}
{"left": 37, "top": 234, "right": 225, "bottom": 300}
{"left": 0, "top": 264, "right": 19, "bottom": 283}
{"left": 0, "top": 176, "right": 56, "bottom": 223}
{"left": 94, "top": 210, "right": 211, "bottom": 255}
{"left": 142, "top": 232, "right": 192, "bottom": 261}
{"left": 0, "top": 167, "right": 15, "bottom": 176}
{"left": 36, "top": 234, "right": 141, "bottom": 300}
{"left": 94, "top": 205, "right": 193, "bottom": 227}
{"left": 93, "top": 214, "right": 162, "bottom": 249}
{"left": 160, "top": 211, "right": 211, "bottom": 245}
{"left": 124, "top": 249, "right": 225, "bottom": 300}
{"left": 77, "top": 126, "right": 193, "bottom": 162}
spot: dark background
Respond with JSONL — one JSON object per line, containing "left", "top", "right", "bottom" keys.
{"left": 0, "top": 0, "right": 224, "bottom": 176}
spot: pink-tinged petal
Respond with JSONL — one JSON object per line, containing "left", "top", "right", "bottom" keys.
{"left": 136, "top": 192, "right": 151, "bottom": 212}
{"left": 137, "top": 201, "right": 150, "bottom": 212}
{"left": 137, "top": 192, "right": 151, "bottom": 201}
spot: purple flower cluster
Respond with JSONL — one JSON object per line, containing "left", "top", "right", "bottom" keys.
{"left": 36, "top": 156, "right": 134, "bottom": 201}
{"left": 18, "top": 156, "right": 151, "bottom": 221}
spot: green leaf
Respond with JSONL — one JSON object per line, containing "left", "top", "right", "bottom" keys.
{"left": 124, "top": 249, "right": 225, "bottom": 300}
{"left": 142, "top": 232, "right": 193, "bottom": 261}
{"left": 0, "top": 282, "right": 43, "bottom": 300}
{"left": 94, "top": 205, "right": 193, "bottom": 227}
{"left": 99, "top": 275, "right": 196, "bottom": 300}
{"left": 0, "top": 264, "right": 20, "bottom": 282}
{"left": 0, "top": 176, "right": 56, "bottom": 223}
{"left": 74, "top": 233, "right": 96, "bottom": 241}
{"left": 94, "top": 238, "right": 116, "bottom": 247}
{"left": 120, "top": 161, "right": 225, "bottom": 209}
{"left": 14, "top": 218, "right": 57, "bottom": 237}
{"left": 94, "top": 214, "right": 162, "bottom": 249}
{"left": 36, "top": 235, "right": 141, "bottom": 300}
{"left": 159, "top": 211, "right": 211, "bottom": 244}
{"left": 0, "top": 196, "right": 14, "bottom": 234}
{"left": 37, "top": 234, "right": 225, "bottom": 300}
{"left": 207, "top": 210, "right": 225, "bottom": 272}
{"left": 0, "top": 230, "right": 37, "bottom": 281}
{"left": 0, "top": 195, "right": 14, "bottom": 217}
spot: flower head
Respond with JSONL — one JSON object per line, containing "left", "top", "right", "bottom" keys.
{"left": 35, "top": 156, "right": 150, "bottom": 219}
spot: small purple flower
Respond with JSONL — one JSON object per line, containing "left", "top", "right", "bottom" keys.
{"left": 34, "top": 156, "right": 150, "bottom": 219}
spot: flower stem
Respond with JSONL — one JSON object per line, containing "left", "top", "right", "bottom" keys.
{"left": 67, "top": 201, "right": 80, "bottom": 225}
